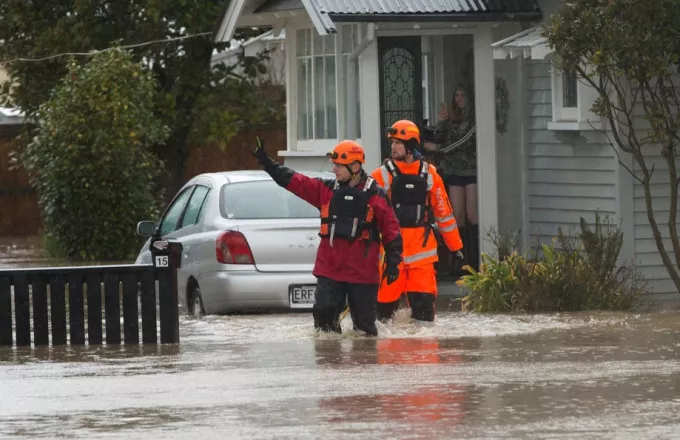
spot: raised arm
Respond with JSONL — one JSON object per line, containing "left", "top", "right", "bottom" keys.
{"left": 253, "top": 137, "right": 331, "bottom": 209}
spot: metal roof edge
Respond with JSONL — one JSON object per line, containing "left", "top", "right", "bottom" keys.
{"left": 301, "top": 0, "right": 336, "bottom": 34}
{"left": 326, "top": 11, "right": 542, "bottom": 23}
{"left": 491, "top": 25, "right": 542, "bottom": 47}
{"left": 213, "top": 0, "right": 249, "bottom": 43}
{"left": 211, "top": 30, "right": 277, "bottom": 63}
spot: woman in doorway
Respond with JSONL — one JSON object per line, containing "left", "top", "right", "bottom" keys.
{"left": 435, "top": 85, "right": 478, "bottom": 276}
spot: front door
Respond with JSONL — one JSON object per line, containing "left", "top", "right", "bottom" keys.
{"left": 378, "top": 37, "right": 423, "bottom": 160}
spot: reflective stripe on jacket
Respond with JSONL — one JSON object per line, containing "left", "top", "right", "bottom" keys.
{"left": 371, "top": 160, "right": 463, "bottom": 267}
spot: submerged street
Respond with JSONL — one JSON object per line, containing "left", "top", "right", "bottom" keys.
{"left": 2, "top": 310, "right": 680, "bottom": 439}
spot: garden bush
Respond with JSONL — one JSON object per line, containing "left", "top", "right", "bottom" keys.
{"left": 458, "top": 214, "right": 650, "bottom": 313}
{"left": 23, "top": 48, "right": 169, "bottom": 261}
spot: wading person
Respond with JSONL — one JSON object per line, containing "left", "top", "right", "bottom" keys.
{"left": 371, "top": 120, "right": 464, "bottom": 323}
{"left": 253, "top": 137, "right": 402, "bottom": 336}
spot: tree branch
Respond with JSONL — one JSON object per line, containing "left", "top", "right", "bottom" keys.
{"left": 642, "top": 167, "right": 680, "bottom": 289}
{"left": 596, "top": 124, "right": 644, "bottom": 184}
{"left": 638, "top": 72, "right": 680, "bottom": 273}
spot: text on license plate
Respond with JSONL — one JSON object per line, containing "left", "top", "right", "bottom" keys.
{"left": 290, "top": 285, "right": 315, "bottom": 308}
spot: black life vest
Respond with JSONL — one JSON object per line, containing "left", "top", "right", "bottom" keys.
{"left": 385, "top": 159, "right": 430, "bottom": 228}
{"left": 319, "top": 177, "right": 379, "bottom": 245}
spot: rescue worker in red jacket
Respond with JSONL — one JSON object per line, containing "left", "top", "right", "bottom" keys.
{"left": 371, "top": 120, "right": 464, "bottom": 323}
{"left": 253, "top": 137, "right": 403, "bottom": 336}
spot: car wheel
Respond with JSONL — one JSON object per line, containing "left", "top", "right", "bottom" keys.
{"left": 190, "top": 287, "right": 205, "bottom": 318}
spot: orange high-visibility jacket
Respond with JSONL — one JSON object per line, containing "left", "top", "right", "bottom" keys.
{"left": 371, "top": 159, "right": 463, "bottom": 267}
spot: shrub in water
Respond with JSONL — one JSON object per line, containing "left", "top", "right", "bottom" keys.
{"left": 23, "top": 48, "right": 169, "bottom": 261}
{"left": 459, "top": 215, "right": 649, "bottom": 313}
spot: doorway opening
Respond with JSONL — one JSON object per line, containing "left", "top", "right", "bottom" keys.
{"left": 424, "top": 34, "right": 478, "bottom": 283}
{"left": 377, "top": 33, "right": 478, "bottom": 283}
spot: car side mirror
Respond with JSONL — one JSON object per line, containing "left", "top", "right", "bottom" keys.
{"left": 137, "top": 220, "right": 157, "bottom": 237}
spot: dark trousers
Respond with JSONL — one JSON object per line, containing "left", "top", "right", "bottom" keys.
{"left": 376, "top": 292, "right": 436, "bottom": 322}
{"left": 313, "top": 276, "right": 379, "bottom": 336}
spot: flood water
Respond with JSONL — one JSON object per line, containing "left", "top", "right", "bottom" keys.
{"left": 2, "top": 309, "right": 680, "bottom": 439}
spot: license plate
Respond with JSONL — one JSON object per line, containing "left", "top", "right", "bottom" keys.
{"left": 289, "top": 285, "right": 316, "bottom": 308}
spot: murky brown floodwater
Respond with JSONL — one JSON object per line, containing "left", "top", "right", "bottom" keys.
{"left": 2, "top": 309, "right": 680, "bottom": 439}
{"left": 3, "top": 238, "right": 680, "bottom": 438}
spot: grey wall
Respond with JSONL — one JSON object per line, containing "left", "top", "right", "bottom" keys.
{"left": 524, "top": 60, "right": 618, "bottom": 250}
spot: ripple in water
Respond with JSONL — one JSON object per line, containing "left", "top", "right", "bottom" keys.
{"left": 181, "top": 309, "right": 610, "bottom": 344}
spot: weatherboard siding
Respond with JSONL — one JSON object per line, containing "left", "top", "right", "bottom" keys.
{"left": 524, "top": 60, "right": 617, "bottom": 249}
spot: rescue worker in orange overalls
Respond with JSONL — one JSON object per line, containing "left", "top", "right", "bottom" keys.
{"left": 371, "top": 120, "right": 464, "bottom": 323}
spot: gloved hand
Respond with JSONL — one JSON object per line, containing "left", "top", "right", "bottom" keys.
{"left": 252, "top": 136, "right": 269, "bottom": 166}
{"left": 384, "top": 265, "right": 399, "bottom": 285}
{"left": 453, "top": 250, "right": 464, "bottom": 261}
{"left": 383, "top": 235, "right": 403, "bottom": 285}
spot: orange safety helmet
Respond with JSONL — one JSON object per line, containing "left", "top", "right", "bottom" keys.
{"left": 326, "top": 140, "right": 365, "bottom": 165}
{"left": 386, "top": 120, "right": 421, "bottom": 144}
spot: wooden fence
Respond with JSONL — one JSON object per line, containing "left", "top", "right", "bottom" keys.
{"left": 0, "top": 126, "right": 41, "bottom": 236}
{"left": 0, "top": 238, "right": 182, "bottom": 347}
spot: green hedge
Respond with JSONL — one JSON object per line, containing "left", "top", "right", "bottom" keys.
{"left": 23, "top": 48, "right": 169, "bottom": 261}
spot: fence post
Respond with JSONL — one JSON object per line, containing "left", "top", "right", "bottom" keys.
{"left": 150, "top": 238, "right": 182, "bottom": 344}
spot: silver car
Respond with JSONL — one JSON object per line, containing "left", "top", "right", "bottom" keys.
{"left": 135, "top": 170, "right": 334, "bottom": 316}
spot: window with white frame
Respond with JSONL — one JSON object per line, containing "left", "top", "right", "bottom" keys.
{"left": 296, "top": 28, "right": 337, "bottom": 140}
{"left": 550, "top": 61, "right": 601, "bottom": 129}
{"left": 553, "top": 68, "right": 578, "bottom": 121}
{"left": 341, "top": 24, "right": 361, "bottom": 139}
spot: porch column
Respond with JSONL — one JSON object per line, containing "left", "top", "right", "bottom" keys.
{"left": 473, "top": 26, "right": 499, "bottom": 256}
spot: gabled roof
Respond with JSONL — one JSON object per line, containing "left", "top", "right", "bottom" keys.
{"left": 315, "top": 0, "right": 541, "bottom": 17}
{"left": 214, "top": 0, "right": 542, "bottom": 42}
{"left": 0, "top": 107, "right": 25, "bottom": 126}
{"left": 255, "top": 0, "right": 303, "bottom": 13}
{"left": 211, "top": 29, "right": 286, "bottom": 65}
{"left": 491, "top": 25, "right": 552, "bottom": 60}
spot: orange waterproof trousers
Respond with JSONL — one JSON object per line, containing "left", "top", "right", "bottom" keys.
{"left": 378, "top": 261, "right": 438, "bottom": 303}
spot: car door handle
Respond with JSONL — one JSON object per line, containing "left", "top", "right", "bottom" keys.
{"left": 183, "top": 245, "right": 191, "bottom": 257}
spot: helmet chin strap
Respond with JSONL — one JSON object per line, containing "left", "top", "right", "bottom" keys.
{"left": 341, "top": 164, "right": 361, "bottom": 183}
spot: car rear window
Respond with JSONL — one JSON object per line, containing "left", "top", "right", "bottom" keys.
{"left": 220, "top": 180, "right": 320, "bottom": 219}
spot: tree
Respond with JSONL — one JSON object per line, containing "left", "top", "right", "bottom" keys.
{"left": 26, "top": 48, "right": 168, "bottom": 261}
{"left": 543, "top": 0, "right": 680, "bottom": 292}
{"left": 0, "top": 0, "right": 278, "bottom": 201}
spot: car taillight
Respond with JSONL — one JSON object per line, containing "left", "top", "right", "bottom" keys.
{"left": 216, "top": 230, "right": 255, "bottom": 264}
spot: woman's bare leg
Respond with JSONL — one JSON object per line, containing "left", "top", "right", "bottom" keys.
{"left": 448, "top": 185, "right": 466, "bottom": 228}
{"left": 448, "top": 185, "right": 467, "bottom": 276}
{"left": 465, "top": 184, "right": 478, "bottom": 225}
{"left": 465, "top": 183, "right": 479, "bottom": 270}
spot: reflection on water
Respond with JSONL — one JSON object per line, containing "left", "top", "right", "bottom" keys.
{"left": 3, "top": 343, "right": 181, "bottom": 365}
{"left": 317, "top": 337, "right": 472, "bottom": 438}
{"left": 2, "top": 310, "right": 680, "bottom": 439}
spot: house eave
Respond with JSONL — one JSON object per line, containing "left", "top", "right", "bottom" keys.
{"left": 214, "top": 0, "right": 335, "bottom": 43}
{"left": 491, "top": 25, "right": 553, "bottom": 60}
{"left": 326, "top": 11, "right": 542, "bottom": 23}
{"left": 300, "top": 0, "right": 336, "bottom": 35}
{"left": 213, "top": 0, "right": 249, "bottom": 43}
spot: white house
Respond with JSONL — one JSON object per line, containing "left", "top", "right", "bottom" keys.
{"left": 211, "top": 29, "right": 287, "bottom": 86}
{"left": 0, "top": 67, "right": 24, "bottom": 126}
{"left": 215, "top": 0, "right": 680, "bottom": 298}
